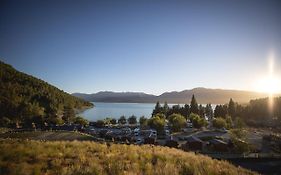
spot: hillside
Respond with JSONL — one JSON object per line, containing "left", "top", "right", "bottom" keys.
{"left": 0, "top": 60, "right": 93, "bottom": 126}
{"left": 0, "top": 139, "right": 256, "bottom": 175}
{"left": 73, "top": 88, "right": 269, "bottom": 104}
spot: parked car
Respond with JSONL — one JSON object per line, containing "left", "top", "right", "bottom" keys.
{"left": 165, "top": 129, "right": 170, "bottom": 136}
{"left": 135, "top": 138, "right": 143, "bottom": 145}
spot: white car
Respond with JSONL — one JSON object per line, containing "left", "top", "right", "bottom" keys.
{"left": 165, "top": 130, "right": 170, "bottom": 136}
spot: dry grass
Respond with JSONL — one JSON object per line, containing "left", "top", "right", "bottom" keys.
{"left": 0, "top": 139, "right": 257, "bottom": 175}
{"left": 0, "top": 131, "right": 94, "bottom": 141}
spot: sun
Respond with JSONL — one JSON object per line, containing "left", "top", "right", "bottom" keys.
{"left": 255, "top": 51, "right": 281, "bottom": 95}
{"left": 256, "top": 76, "right": 281, "bottom": 94}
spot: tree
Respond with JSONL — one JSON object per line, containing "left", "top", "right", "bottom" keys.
{"left": 205, "top": 104, "right": 213, "bottom": 120}
{"left": 163, "top": 101, "right": 169, "bottom": 116}
{"left": 225, "top": 115, "right": 233, "bottom": 129}
{"left": 118, "top": 116, "right": 127, "bottom": 125}
{"left": 190, "top": 95, "right": 199, "bottom": 114}
{"left": 168, "top": 114, "right": 186, "bottom": 132}
{"left": 189, "top": 113, "right": 207, "bottom": 128}
{"left": 230, "top": 129, "right": 250, "bottom": 153}
{"left": 128, "top": 115, "right": 137, "bottom": 125}
{"left": 183, "top": 104, "right": 190, "bottom": 118}
{"left": 49, "top": 116, "right": 64, "bottom": 125}
{"left": 214, "top": 105, "right": 228, "bottom": 118}
{"left": 212, "top": 117, "right": 227, "bottom": 129}
{"left": 228, "top": 98, "right": 236, "bottom": 118}
{"left": 95, "top": 120, "right": 105, "bottom": 127}
{"left": 198, "top": 104, "right": 205, "bottom": 118}
{"left": 234, "top": 117, "right": 245, "bottom": 128}
{"left": 62, "top": 105, "right": 75, "bottom": 123}
{"left": 74, "top": 116, "right": 89, "bottom": 126}
{"left": 147, "top": 115, "right": 165, "bottom": 133}
{"left": 111, "top": 118, "right": 117, "bottom": 125}
{"left": 139, "top": 116, "right": 148, "bottom": 127}
{"left": 152, "top": 101, "right": 162, "bottom": 116}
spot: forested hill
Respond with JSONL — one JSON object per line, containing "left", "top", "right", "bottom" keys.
{"left": 0, "top": 60, "right": 93, "bottom": 126}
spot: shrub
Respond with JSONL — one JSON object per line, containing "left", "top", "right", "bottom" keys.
{"left": 128, "top": 115, "right": 137, "bottom": 125}
{"left": 213, "top": 117, "right": 227, "bottom": 129}
{"left": 168, "top": 114, "right": 186, "bottom": 132}
{"left": 148, "top": 115, "right": 165, "bottom": 133}
{"left": 190, "top": 113, "right": 207, "bottom": 129}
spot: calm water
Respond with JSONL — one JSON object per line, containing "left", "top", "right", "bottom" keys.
{"left": 80, "top": 102, "right": 216, "bottom": 121}
{"left": 80, "top": 102, "right": 155, "bottom": 121}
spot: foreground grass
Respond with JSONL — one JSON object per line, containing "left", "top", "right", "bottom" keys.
{"left": 0, "top": 131, "right": 94, "bottom": 141}
{"left": 0, "top": 139, "right": 257, "bottom": 175}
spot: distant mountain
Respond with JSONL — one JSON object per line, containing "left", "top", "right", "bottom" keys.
{"left": 73, "top": 87, "right": 270, "bottom": 104}
{"left": 157, "top": 87, "right": 270, "bottom": 104}
{"left": 72, "top": 91, "right": 156, "bottom": 103}
{"left": 0, "top": 60, "right": 93, "bottom": 125}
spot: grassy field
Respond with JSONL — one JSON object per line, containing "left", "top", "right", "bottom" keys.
{"left": 0, "top": 139, "right": 257, "bottom": 175}
{"left": 0, "top": 131, "right": 94, "bottom": 141}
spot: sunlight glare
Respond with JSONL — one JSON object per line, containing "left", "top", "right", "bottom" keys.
{"left": 256, "top": 51, "right": 281, "bottom": 95}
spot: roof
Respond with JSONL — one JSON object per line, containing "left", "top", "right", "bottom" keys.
{"left": 209, "top": 139, "right": 228, "bottom": 145}
{"left": 185, "top": 136, "right": 203, "bottom": 143}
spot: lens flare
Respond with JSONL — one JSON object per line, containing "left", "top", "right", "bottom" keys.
{"left": 253, "top": 51, "right": 281, "bottom": 115}
{"left": 255, "top": 51, "right": 281, "bottom": 95}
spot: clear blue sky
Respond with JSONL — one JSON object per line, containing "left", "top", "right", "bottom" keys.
{"left": 1, "top": 0, "right": 281, "bottom": 95}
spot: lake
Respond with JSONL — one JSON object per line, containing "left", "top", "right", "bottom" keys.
{"left": 80, "top": 102, "right": 155, "bottom": 121}
{"left": 80, "top": 102, "right": 217, "bottom": 121}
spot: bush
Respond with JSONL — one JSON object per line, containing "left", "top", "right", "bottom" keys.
{"left": 118, "top": 116, "right": 127, "bottom": 125}
{"left": 139, "top": 116, "right": 148, "bottom": 127}
{"left": 128, "top": 115, "right": 137, "bottom": 125}
{"left": 226, "top": 116, "right": 233, "bottom": 129}
{"left": 168, "top": 114, "right": 186, "bottom": 132}
{"left": 148, "top": 114, "right": 165, "bottom": 133}
{"left": 230, "top": 129, "right": 250, "bottom": 153}
{"left": 190, "top": 113, "right": 207, "bottom": 129}
{"left": 213, "top": 117, "right": 227, "bottom": 129}
{"left": 74, "top": 116, "right": 89, "bottom": 126}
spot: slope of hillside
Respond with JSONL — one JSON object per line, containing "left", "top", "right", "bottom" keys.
{"left": 73, "top": 87, "right": 269, "bottom": 104}
{"left": 0, "top": 139, "right": 256, "bottom": 175}
{"left": 0, "top": 60, "right": 93, "bottom": 125}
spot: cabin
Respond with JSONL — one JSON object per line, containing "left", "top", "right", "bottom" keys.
{"left": 144, "top": 137, "right": 156, "bottom": 144}
{"left": 208, "top": 139, "right": 229, "bottom": 152}
{"left": 182, "top": 136, "right": 204, "bottom": 151}
{"left": 165, "top": 139, "right": 179, "bottom": 148}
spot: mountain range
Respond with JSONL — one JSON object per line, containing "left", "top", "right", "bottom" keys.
{"left": 73, "top": 88, "right": 272, "bottom": 104}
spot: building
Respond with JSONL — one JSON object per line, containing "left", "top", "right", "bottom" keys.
{"left": 208, "top": 139, "right": 229, "bottom": 152}
{"left": 182, "top": 136, "right": 204, "bottom": 151}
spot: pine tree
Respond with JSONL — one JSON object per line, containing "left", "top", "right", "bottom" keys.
{"left": 163, "top": 101, "right": 169, "bottom": 116}
{"left": 152, "top": 101, "right": 162, "bottom": 116}
{"left": 228, "top": 98, "right": 236, "bottom": 118}
{"left": 190, "top": 94, "right": 199, "bottom": 114}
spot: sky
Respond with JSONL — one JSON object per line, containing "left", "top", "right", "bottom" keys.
{"left": 1, "top": 0, "right": 281, "bottom": 95}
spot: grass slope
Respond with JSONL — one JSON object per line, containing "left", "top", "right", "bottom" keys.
{"left": 0, "top": 131, "right": 94, "bottom": 141}
{"left": 0, "top": 140, "right": 257, "bottom": 175}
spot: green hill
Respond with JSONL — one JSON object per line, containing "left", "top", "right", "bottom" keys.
{"left": 0, "top": 60, "right": 93, "bottom": 127}
{"left": 0, "top": 139, "right": 256, "bottom": 175}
